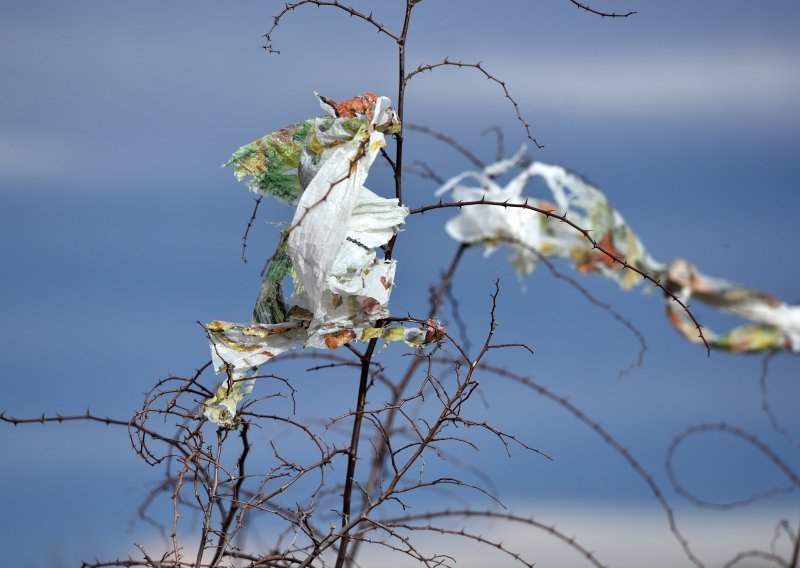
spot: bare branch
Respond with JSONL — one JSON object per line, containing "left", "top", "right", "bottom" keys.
{"left": 241, "top": 196, "right": 262, "bottom": 264}
{"left": 406, "top": 124, "right": 486, "bottom": 169}
{"left": 481, "top": 125, "right": 505, "bottom": 162}
{"left": 381, "top": 509, "right": 608, "bottom": 568}
{"left": 758, "top": 353, "right": 797, "bottom": 445}
{"left": 567, "top": 0, "right": 636, "bottom": 18}
{"left": 263, "top": 1, "right": 399, "bottom": 54}
{"left": 409, "top": 199, "right": 710, "bottom": 354}
{"left": 666, "top": 423, "right": 800, "bottom": 510}
{"left": 405, "top": 61, "right": 544, "bottom": 148}
{"left": 722, "top": 549, "right": 790, "bottom": 568}
{"left": 495, "top": 235, "right": 647, "bottom": 377}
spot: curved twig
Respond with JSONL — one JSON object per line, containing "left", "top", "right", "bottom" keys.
{"left": 263, "top": 0, "right": 399, "bottom": 54}
{"left": 758, "top": 353, "right": 797, "bottom": 446}
{"left": 380, "top": 509, "right": 607, "bottom": 568}
{"left": 381, "top": 523, "right": 536, "bottom": 567}
{"left": 482, "top": 125, "right": 505, "bottom": 162}
{"left": 496, "top": 235, "right": 647, "bottom": 377}
{"left": 405, "top": 60, "right": 543, "bottom": 149}
{"left": 409, "top": 199, "right": 710, "bottom": 354}
{"left": 723, "top": 549, "right": 790, "bottom": 568}
{"left": 407, "top": 124, "right": 486, "bottom": 169}
{"left": 665, "top": 422, "right": 800, "bottom": 509}
{"left": 567, "top": 0, "right": 636, "bottom": 18}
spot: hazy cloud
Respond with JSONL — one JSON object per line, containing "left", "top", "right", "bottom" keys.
{"left": 411, "top": 46, "right": 800, "bottom": 120}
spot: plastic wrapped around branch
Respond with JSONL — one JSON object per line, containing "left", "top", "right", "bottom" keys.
{"left": 204, "top": 317, "right": 432, "bottom": 427}
{"left": 287, "top": 100, "right": 390, "bottom": 324}
{"left": 204, "top": 93, "right": 427, "bottom": 427}
{"left": 437, "top": 155, "right": 800, "bottom": 353}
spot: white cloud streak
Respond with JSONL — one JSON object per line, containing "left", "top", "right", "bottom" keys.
{"left": 355, "top": 503, "right": 798, "bottom": 568}
{"left": 127, "top": 503, "right": 798, "bottom": 567}
{"left": 411, "top": 46, "right": 800, "bottom": 120}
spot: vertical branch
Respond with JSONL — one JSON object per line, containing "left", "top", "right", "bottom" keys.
{"left": 241, "top": 196, "right": 262, "bottom": 264}
{"left": 196, "top": 430, "right": 224, "bottom": 568}
{"left": 394, "top": 0, "right": 414, "bottom": 207}
{"left": 791, "top": 518, "right": 800, "bottom": 568}
{"left": 335, "top": 341, "right": 378, "bottom": 568}
{"left": 338, "top": 6, "right": 416, "bottom": 567}
{"left": 383, "top": 0, "right": 414, "bottom": 260}
{"left": 210, "top": 423, "right": 250, "bottom": 567}
{"left": 346, "top": 244, "right": 469, "bottom": 566}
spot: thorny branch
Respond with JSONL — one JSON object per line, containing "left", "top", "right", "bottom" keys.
{"left": 405, "top": 59, "right": 544, "bottom": 149}
{"left": 263, "top": 0, "right": 400, "bottom": 53}
{"left": 241, "top": 196, "right": 262, "bottom": 264}
{"left": 495, "top": 235, "right": 647, "bottom": 377}
{"left": 410, "top": 199, "right": 711, "bottom": 354}
{"left": 335, "top": 4, "right": 416, "bottom": 564}
{"left": 292, "top": 282, "right": 544, "bottom": 567}
{"left": 568, "top": 0, "right": 636, "bottom": 18}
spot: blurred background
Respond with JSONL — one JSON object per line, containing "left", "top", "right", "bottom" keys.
{"left": 1, "top": 1, "right": 798, "bottom": 566}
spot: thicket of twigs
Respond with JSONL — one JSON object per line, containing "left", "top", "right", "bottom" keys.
{"left": 2, "top": 2, "right": 798, "bottom": 567}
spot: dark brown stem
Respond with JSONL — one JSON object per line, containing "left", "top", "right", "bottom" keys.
{"left": 210, "top": 424, "right": 250, "bottom": 566}
{"left": 241, "top": 196, "right": 262, "bottom": 264}
{"left": 334, "top": 339, "right": 378, "bottom": 568}
{"left": 383, "top": 1, "right": 414, "bottom": 260}
{"left": 346, "top": 244, "right": 468, "bottom": 566}
{"left": 394, "top": 2, "right": 412, "bottom": 207}
{"left": 195, "top": 430, "right": 224, "bottom": 567}
{"left": 285, "top": 288, "right": 501, "bottom": 567}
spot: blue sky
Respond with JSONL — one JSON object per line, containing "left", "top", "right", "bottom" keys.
{"left": 1, "top": 1, "right": 799, "bottom": 566}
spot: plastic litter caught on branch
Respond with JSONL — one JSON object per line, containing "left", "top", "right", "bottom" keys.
{"left": 204, "top": 93, "right": 436, "bottom": 427}
{"left": 436, "top": 154, "right": 800, "bottom": 354}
